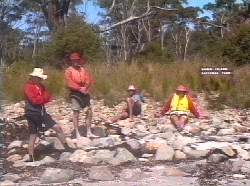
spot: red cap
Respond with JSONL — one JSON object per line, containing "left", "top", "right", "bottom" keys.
{"left": 69, "top": 52, "right": 86, "bottom": 64}
{"left": 176, "top": 85, "right": 188, "bottom": 92}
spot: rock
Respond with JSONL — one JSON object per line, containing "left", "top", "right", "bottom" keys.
{"left": 183, "top": 146, "right": 209, "bottom": 159}
{"left": 174, "top": 150, "right": 187, "bottom": 160}
{"left": 235, "top": 147, "right": 250, "bottom": 160}
{"left": 225, "top": 159, "right": 245, "bottom": 172}
{"left": 0, "top": 180, "right": 15, "bottom": 186}
{"left": 109, "top": 147, "right": 136, "bottom": 165}
{"left": 94, "top": 149, "right": 115, "bottom": 162}
{"left": 3, "top": 173, "right": 21, "bottom": 182}
{"left": 162, "top": 167, "right": 188, "bottom": 177}
{"left": 126, "top": 139, "right": 141, "bottom": 152}
{"left": 207, "top": 154, "right": 228, "bottom": 163}
{"left": 7, "top": 140, "right": 22, "bottom": 149}
{"left": 221, "top": 146, "right": 236, "bottom": 157}
{"left": 155, "top": 144, "right": 175, "bottom": 161}
{"left": 157, "top": 131, "right": 174, "bottom": 140}
{"left": 121, "top": 127, "right": 133, "bottom": 135}
{"left": 40, "top": 168, "right": 74, "bottom": 184}
{"left": 144, "top": 140, "right": 166, "bottom": 153}
{"left": 217, "top": 128, "right": 235, "bottom": 136}
{"left": 75, "top": 137, "right": 92, "bottom": 149}
{"left": 233, "top": 174, "right": 246, "bottom": 179}
{"left": 141, "top": 154, "right": 154, "bottom": 158}
{"left": 92, "top": 126, "right": 107, "bottom": 137}
{"left": 69, "top": 150, "right": 98, "bottom": 164}
{"left": 91, "top": 137, "right": 115, "bottom": 148}
{"left": 24, "top": 156, "right": 56, "bottom": 167}
{"left": 119, "top": 168, "right": 144, "bottom": 181}
{"left": 59, "top": 152, "right": 72, "bottom": 161}
{"left": 241, "top": 161, "right": 250, "bottom": 174}
{"left": 6, "top": 154, "right": 22, "bottom": 162}
{"left": 88, "top": 166, "right": 115, "bottom": 181}
{"left": 45, "top": 137, "right": 64, "bottom": 150}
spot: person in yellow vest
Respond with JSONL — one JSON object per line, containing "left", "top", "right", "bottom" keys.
{"left": 159, "top": 85, "right": 200, "bottom": 130}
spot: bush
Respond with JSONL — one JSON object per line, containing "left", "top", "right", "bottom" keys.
{"left": 223, "top": 25, "right": 250, "bottom": 65}
{"left": 36, "top": 16, "right": 103, "bottom": 67}
{"left": 3, "top": 60, "right": 250, "bottom": 109}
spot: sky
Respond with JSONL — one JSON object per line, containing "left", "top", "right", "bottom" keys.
{"left": 84, "top": 0, "right": 216, "bottom": 24}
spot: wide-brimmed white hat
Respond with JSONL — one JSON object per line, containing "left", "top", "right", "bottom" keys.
{"left": 29, "top": 68, "right": 47, "bottom": 80}
{"left": 128, "top": 85, "right": 136, "bottom": 91}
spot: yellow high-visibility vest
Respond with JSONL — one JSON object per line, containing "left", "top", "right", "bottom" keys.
{"left": 170, "top": 93, "right": 189, "bottom": 112}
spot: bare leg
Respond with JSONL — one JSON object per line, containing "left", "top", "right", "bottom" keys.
{"left": 127, "top": 98, "right": 134, "bottom": 121}
{"left": 86, "top": 107, "right": 97, "bottom": 137}
{"left": 52, "top": 124, "right": 66, "bottom": 144}
{"left": 111, "top": 112, "right": 129, "bottom": 123}
{"left": 179, "top": 116, "right": 188, "bottom": 129}
{"left": 27, "top": 134, "right": 37, "bottom": 161}
{"left": 170, "top": 115, "right": 180, "bottom": 129}
{"left": 73, "top": 110, "right": 81, "bottom": 138}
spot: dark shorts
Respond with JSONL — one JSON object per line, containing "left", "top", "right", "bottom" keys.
{"left": 126, "top": 105, "right": 141, "bottom": 116}
{"left": 26, "top": 112, "right": 56, "bottom": 134}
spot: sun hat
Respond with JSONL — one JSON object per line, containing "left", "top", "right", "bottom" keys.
{"left": 29, "top": 68, "right": 47, "bottom": 80}
{"left": 176, "top": 85, "right": 188, "bottom": 92}
{"left": 128, "top": 85, "right": 136, "bottom": 91}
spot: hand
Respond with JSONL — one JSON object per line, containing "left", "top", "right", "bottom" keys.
{"left": 79, "top": 87, "right": 88, "bottom": 94}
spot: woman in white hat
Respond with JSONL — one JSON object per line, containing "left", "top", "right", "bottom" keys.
{"left": 24, "top": 68, "right": 73, "bottom": 162}
{"left": 110, "top": 85, "right": 142, "bottom": 123}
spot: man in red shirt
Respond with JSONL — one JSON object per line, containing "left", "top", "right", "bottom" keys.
{"left": 24, "top": 68, "right": 73, "bottom": 162}
{"left": 65, "top": 53, "right": 97, "bottom": 138}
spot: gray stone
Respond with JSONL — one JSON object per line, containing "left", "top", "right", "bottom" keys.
{"left": 69, "top": 150, "right": 98, "bottom": 164}
{"left": 207, "top": 154, "right": 228, "bottom": 163}
{"left": 91, "top": 137, "right": 115, "bottom": 148}
{"left": 40, "top": 168, "right": 74, "bottom": 184}
{"left": 217, "top": 128, "right": 235, "bottom": 136}
{"left": 174, "top": 150, "right": 187, "bottom": 160}
{"left": 183, "top": 146, "right": 209, "bottom": 159}
{"left": 119, "top": 168, "right": 144, "bottom": 181}
{"left": 155, "top": 144, "right": 175, "bottom": 161}
{"left": 75, "top": 137, "right": 92, "bottom": 149}
{"left": 162, "top": 167, "right": 189, "bottom": 177}
{"left": 94, "top": 149, "right": 115, "bottom": 162}
{"left": 225, "top": 159, "right": 245, "bottom": 172}
{"left": 241, "top": 161, "right": 250, "bottom": 174}
{"left": 110, "top": 148, "right": 136, "bottom": 165}
{"left": 88, "top": 166, "right": 115, "bottom": 181}
{"left": 59, "top": 152, "right": 72, "bottom": 161}
{"left": 45, "top": 137, "right": 64, "bottom": 150}
{"left": 3, "top": 173, "right": 21, "bottom": 182}
{"left": 0, "top": 180, "right": 15, "bottom": 186}
{"left": 126, "top": 139, "right": 141, "bottom": 151}
{"left": 7, "top": 140, "right": 22, "bottom": 149}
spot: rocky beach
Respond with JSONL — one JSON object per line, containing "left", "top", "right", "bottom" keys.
{"left": 0, "top": 94, "right": 250, "bottom": 186}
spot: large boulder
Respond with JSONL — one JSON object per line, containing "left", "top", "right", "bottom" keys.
{"left": 40, "top": 168, "right": 74, "bottom": 184}
{"left": 155, "top": 144, "right": 175, "bottom": 161}
{"left": 88, "top": 166, "right": 115, "bottom": 181}
{"left": 109, "top": 148, "right": 136, "bottom": 165}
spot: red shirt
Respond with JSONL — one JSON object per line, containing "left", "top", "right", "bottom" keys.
{"left": 24, "top": 80, "right": 51, "bottom": 105}
{"left": 65, "top": 66, "right": 94, "bottom": 91}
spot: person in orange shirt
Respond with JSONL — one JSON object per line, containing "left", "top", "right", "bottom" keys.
{"left": 157, "top": 85, "right": 200, "bottom": 130}
{"left": 65, "top": 53, "right": 97, "bottom": 138}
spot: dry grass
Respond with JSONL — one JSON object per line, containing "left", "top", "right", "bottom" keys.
{"left": 3, "top": 60, "right": 250, "bottom": 108}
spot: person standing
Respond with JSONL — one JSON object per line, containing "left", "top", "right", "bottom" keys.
{"left": 65, "top": 52, "right": 97, "bottom": 138}
{"left": 24, "top": 68, "right": 73, "bottom": 162}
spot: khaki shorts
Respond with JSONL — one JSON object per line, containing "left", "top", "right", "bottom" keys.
{"left": 71, "top": 97, "right": 90, "bottom": 111}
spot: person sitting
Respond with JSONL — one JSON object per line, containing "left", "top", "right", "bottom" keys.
{"left": 158, "top": 85, "right": 200, "bottom": 130}
{"left": 110, "top": 85, "right": 143, "bottom": 123}
{"left": 24, "top": 68, "right": 73, "bottom": 162}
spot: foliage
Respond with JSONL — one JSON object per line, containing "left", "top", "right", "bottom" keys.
{"left": 3, "top": 59, "right": 250, "bottom": 109}
{"left": 223, "top": 25, "right": 250, "bottom": 65}
{"left": 36, "top": 16, "right": 103, "bottom": 67}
